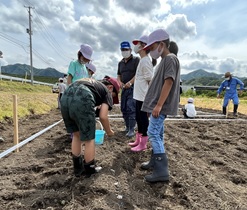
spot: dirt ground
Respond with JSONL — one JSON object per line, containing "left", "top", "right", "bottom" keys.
{"left": 0, "top": 106, "right": 246, "bottom": 210}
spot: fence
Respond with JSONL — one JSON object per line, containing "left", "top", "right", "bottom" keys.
{"left": 0, "top": 74, "right": 53, "bottom": 86}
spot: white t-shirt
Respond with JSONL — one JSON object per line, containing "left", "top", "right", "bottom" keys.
{"left": 133, "top": 56, "right": 153, "bottom": 101}
{"left": 185, "top": 103, "right": 197, "bottom": 118}
{"left": 59, "top": 83, "right": 67, "bottom": 94}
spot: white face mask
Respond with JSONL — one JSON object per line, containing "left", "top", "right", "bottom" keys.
{"left": 150, "top": 43, "right": 164, "bottom": 59}
{"left": 133, "top": 44, "right": 141, "bottom": 54}
{"left": 121, "top": 50, "right": 131, "bottom": 59}
{"left": 225, "top": 77, "right": 230, "bottom": 80}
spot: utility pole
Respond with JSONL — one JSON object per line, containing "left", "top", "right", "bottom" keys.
{"left": 0, "top": 51, "right": 3, "bottom": 76}
{"left": 25, "top": 6, "right": 34, "bottom": 85}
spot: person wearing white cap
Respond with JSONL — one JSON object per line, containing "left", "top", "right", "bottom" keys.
{"left": 67, "top": 44, "right": 93, "bottom": 85}
{"left": 128, "top": 35, "right": 156, "bottom": 152}
{"left": 140, "top": 29, "right": 180, "bottom": 183}
{"left": 57, "top": 77, "right": 67, "bottom": 109}
{"left": 85, "top": 62, "right": 96, "bottom": 78}
{"left": 182, "top": 98, "right": 197, "bottom": 118}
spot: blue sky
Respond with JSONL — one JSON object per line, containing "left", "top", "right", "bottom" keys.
{"left": 0, "top": 0, "right": 246, "bottom": 79}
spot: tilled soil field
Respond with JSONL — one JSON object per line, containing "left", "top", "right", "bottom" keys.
{"left": 0, "top": 106, "right": 246, "bottom": 210}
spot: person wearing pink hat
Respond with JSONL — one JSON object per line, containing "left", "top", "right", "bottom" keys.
{"left": 67, "top": 44, "right": 93, "bottom": 85}
{"left": 85, "top": 62, "right": 96, "bottom": 78}
{"left": 128, "top": 35, "right": 156, "bottom": 152}
{"left": 60, "top": 78, "right": 117, "bottom": 178}
{"left": 140, "top": 29, "right": 180, "bottom": 183}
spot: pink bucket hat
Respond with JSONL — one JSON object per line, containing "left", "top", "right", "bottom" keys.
{"left": 85, "top": 62, "right": 96, "bottom": 73}
{"left": 79, "top": 44, "right": 93, "bottom": 60}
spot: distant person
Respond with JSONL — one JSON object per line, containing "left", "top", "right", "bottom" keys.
{"left": 180, "top": 79, "right": 183, "bottom": 95}
{"left": 182, "top": 98, "right": 197, "bottom": 118}
{"left": 67, "top": 44, "right": 93, "bottom": 85}
{"left": 57, "top": 78, "right": 67, "bottom": 109}
{"left": 85, "top": 62, "right": 96, "bottom": 78}
{"left": 60, "top": 78, "right": 117, "bottom": 178}
{"left": 117, "top": 41, "right": 140, "bottom": 137}
{"left": 128, "top": 34, "right": 155, "bottom": 152}
{"left": 140, "top": 29, "right": 180, "bottom": 183}
{"left": 63, "top": 74, "right": 68, "bottom": 85}
{"left": 217, "top": 72, "right": 244, "bottom": 116}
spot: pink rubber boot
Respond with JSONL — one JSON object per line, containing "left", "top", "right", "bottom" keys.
{"left": 128, "top": 133, "right": 142, "bottom": 147}
{"left": 131, "top": 136, "right": 148, "bottom": 152}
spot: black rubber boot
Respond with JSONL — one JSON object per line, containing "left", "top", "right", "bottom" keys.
{"left": 233, "top": 104, "right": 238, "bottom": 116}
{"left": 140, "top": 150, "right": 154, "bottom": 170}
{"left": 84, "top": 159, "right": 97, "bottom": 178}
{"left": 145, "top": 153, "right": 169, "bottom": 183}
{"left": 223, "top": 106, "right": 227, "bottom": 115}
{"left": 72, "top": 155, "right": 84, "bottom": 177}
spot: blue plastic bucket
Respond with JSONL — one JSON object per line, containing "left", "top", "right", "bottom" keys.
{"left": 95, "top": 120, "right": 105, "bottom": 145}
{"left": 95, "top": 130, "right": 105, "bottom": 145}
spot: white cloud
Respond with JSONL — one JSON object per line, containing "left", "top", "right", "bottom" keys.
{"left": 0, "top": 0, "right": 247, "bottom": 79}
{"left": 170, "top": 0, "right": 214, "bottom": 8}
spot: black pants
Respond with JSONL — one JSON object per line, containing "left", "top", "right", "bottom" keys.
{"left": 135, "top": 100, "right": 149, "bottom": 136}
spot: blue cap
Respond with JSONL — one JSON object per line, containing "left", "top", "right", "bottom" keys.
{"left": 120, "top": 41, "right": 131, "bottom": 49}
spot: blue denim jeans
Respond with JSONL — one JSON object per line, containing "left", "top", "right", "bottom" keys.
{"left": 147, "top": 114, "right": 166, "bottom": 154}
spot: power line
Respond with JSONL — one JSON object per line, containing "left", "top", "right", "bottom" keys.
{"left": 33, "top": 10, "right": 71, "bottom": 60}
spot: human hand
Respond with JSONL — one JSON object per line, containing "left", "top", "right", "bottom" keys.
{"left": 238, "top": 90, "right": 243, "bottom": 96}
{"left": 106, "top": 130, "right": 114, "bottom": 137}
{"left": 152, "top": 105, "right": 162, "bottom": 118}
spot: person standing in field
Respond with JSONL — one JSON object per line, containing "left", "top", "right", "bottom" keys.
{"left": 140, "top": 29, "right": 180, "bottom": 183}
{"left": 117, "top": 41, "right": 140, "bottom": 137}
{"left": 57, "top": 78, "right": 67, "bottom": 109}
{"left": 67, "top": 44, "right": 93, "bottom": 85}
{"left": 217, "top": 72, "right": 244, "bottom": 116}
{"left": 128, "top": 35, "right": 155, "bottom": 152}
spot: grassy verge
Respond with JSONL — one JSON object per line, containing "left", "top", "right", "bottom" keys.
{"left": 1, "top": 80, "right": 246, "bottom": 122}
{"left": 0, "top": 80, "right": 58, "bottom": 121}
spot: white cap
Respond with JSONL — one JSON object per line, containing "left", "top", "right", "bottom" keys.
{"left": 188, "top": 98, "right": 194, "bottom": 103}
{"left": 85, "top": 62, "right": 96, "bottom": 73}
{"left": 132, "top": 35, "right": 148, "bottom": 45}
{"left": 143, "top": 29, "right": 170, "bottom": 50}
{"left": 79, "top": 44, "right": 93, "bottom": 60}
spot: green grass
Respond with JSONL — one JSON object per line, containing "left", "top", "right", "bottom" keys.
{"left": 0, "top": 80, "right": 58, "bottom": 121}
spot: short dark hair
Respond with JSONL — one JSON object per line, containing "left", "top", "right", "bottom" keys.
{"left": 168, "top": 41, "right": 178, "bottom": 56}
{"left": 77, "top": 51, "right": 82, "bottom": 60}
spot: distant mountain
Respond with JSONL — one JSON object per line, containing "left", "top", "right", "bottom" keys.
{"left": 1, "top": 63, "right": 64, "bottom": 78}
{"left": 181, "top": 69, "right": 223, "bottom": 81}
{"left": 181, "top": 69, "right": 247, "bottom": 86}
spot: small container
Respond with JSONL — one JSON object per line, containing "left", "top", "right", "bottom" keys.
{"left": 95, "top": 120, "right": 105, "bottom": 145}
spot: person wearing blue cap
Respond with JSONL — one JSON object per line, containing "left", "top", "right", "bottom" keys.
{"left": 117, "top": 41, "right": 140, "bottom": 137}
